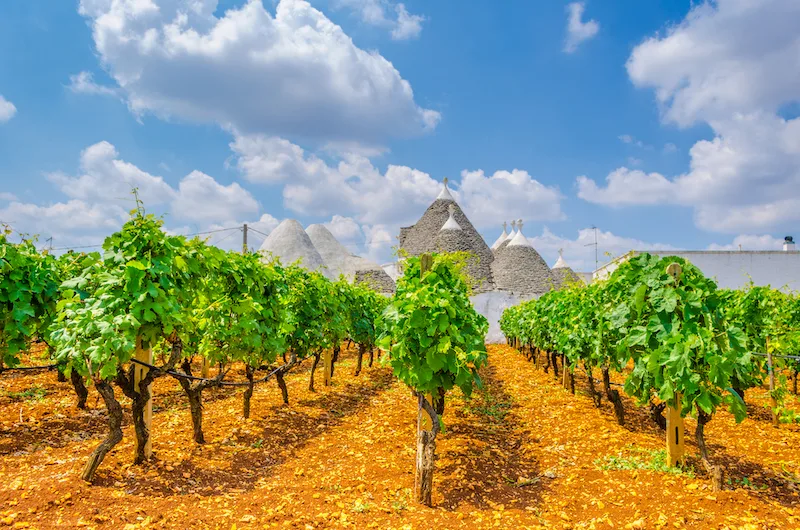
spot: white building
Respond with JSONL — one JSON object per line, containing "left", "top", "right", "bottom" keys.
{"left": 593, "top": 238, "right": 800, "bottom": 292}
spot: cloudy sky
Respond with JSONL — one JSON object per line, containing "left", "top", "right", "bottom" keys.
{"left": 0, "top": 0, "right": 798, "bottom": 271}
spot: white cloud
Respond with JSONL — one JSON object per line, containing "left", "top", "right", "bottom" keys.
{"left": 579, "top": 0, "right": 800, "bottom": 233}
{"left": 0, "top": 200, "right": 126, "bottom": 244}
{"left": 708, "top": 234, "right": 787, "bottom": 251}
{"left": 9, "top": 141, "right": 274, "bottom": 250}
{"left": 0, "top": 95, "right": 17, "bottom": 123}
{"left": 663, "top": 142, "right": 677, "bottom": 154}
{"left": 564, "top": 2, "right": 599, "bottom": 53}
{"left": 0, "top": 192, "right": 18, "bottom": 201}
{"left": 231, "top": 134, "right": 565, "bottom": 229}
{"left": 457, "top": 169, "right": 564, "bottom": 227}
{"left": 627, "top": 0, "right": 800, "bottom": 128}
{"left": 529, "top": 227, "right": 676, "bottom": 273}
{"left": 47, "top": 141, "right": 176, "bottom": 206}
{"left": 618, "top": 134, "right": 651, "bottom": 149}
{"left": 78, "top": 0, "right": 438, "bottom": 143}
{"left": 577, "top": 168, "right": 674, "bottom": 206}
{"left": 334, "top": 0, "right": 424, "bottom": 40}
{"left": 325, "top": 214, "right": 363, "bottom": 245}
{"left": 172, "top": 170, "right": 259, "bottom": 224}
{"left": 67, "top": 71, "right": 118, "bottom": 97}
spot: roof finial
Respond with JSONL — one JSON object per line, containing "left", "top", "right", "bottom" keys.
{"left": 440, "top": 203, "right": 462, "bottom": 231}
{"left": 502, "top": 221, "right": 507, "bottom": 231}
{"left": 436, "top": 177, "right": 455, "bottom": 201}
{"left": 558, "top": 248, "right": 563, "bottom": 257}
{"left": 517, "top": 219, "right": 524, "bottom": 234}
{"left": 553, "top": 247, "right": 568, "bottom": 269}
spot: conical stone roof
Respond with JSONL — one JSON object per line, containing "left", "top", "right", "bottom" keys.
{"left": 491, "top": 222, "right": 509, "bottom": 250}
{"left": 551, "top": 249, "right": 582, "bottom": 288}
{"left": 306, "top": 223, "right": 395, "bottom": 293}
{"left": 491, "top": 221, "right": 554, "bottom": 295}
{"left": 400, "top": 181, "right": 495, "bottom": 293}
{"left": 258, "top": 219, "right": 332, "bottom": 279}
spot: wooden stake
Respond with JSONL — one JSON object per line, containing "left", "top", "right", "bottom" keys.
{"left": 201, "top": 357, "right": 210, "bottom": 379}
{"left": 134, "top": 338, "right": 153, "bottom": 459}
{"left": 766, "top": 337, "right": 778, "bottom": 428}
{"left": 323, "top": 349, "right": 332, "bottom": 387}
{"left": 418, "top": 253, "right": 434, "bottom": 431}
{"left": 665, "top": 263, "right": 685, "bottom": 467}
{"left": 666, "top": 393, "right": 685, "bottom": 466}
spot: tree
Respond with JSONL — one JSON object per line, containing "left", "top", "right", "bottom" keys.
{"left": 380, "top": 253, "right": 488, "bottom": 505}
{"left": 53, "top": 209, "right": 205, "bottom": 480}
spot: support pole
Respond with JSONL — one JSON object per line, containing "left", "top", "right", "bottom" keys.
{"left": 134, "top": 338, "right": 153, "bottom": 459}
{"left": 665, "top": 262, "right": 684, "bottom": 467}
{"left": 242, "top": 223, "right": 248, "bottom": 253}
{"left": 324, "top": 349, "right": 332, "bottom": 386}
{"left": 766, "top": 337, "right": 779, "bottom": 428}
{"left": 201, "top": 357, "right": 210, "bottom": 379}
{"left": 666, "top": 393, "right": 685, "bottom": 466}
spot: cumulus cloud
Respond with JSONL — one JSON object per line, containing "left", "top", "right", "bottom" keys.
{"left": 172, "top": 171, "right": 259, "bottom": 224}
{"left": 231, "top": 134, "right": 565, "bottom": 261}
{"left": 564, "top": 2, "right": 599, "bottom": 53}
{"left": 78, "top": 0, "right": 438, "bottom": 143}
{"left": 67, "top": 71, "right": 118, "bottom": 97}
{"left": 0, "top": 95, "right": 16, "bottom": 123}
{"left": 231, "top": 134, "right": 564, "bottom": 227}
{"left": 335, "top": 0, "right": 424, "bottom": 40}
{"left": 10, "top": 141, "right": 269, "bottom": 250}
{"left": 47, "top": 141, "right": 176, "bottom": 206}
{"left": 707, "top": 234, "right": 788, "bottom": 251}
{"left": 577, "top": 168, "right": 675, "bottom": 206}
{"left": 528, "top": 227, "right": 676, "bottom": 273}
{"left": 578, "top": 0, "right": 800, "bottom": 233}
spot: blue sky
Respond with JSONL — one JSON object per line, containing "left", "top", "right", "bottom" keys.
{"left": 1, "top": 0, "right": 798, "bottom": 271}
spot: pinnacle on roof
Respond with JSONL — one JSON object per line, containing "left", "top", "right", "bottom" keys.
{"left": 553, "top": 248, "right": 569, "bottom": 269}
{"left": 491, "top": 221, "right": 509, "bottom": 249}
{"left": 505, "top": 220, "right": 517, "bottom": 241}
{"left": 440, "top": 204, "right": 462, "bottom": 231}
{"left": 508, "top": 219, "right": 531, "bottom": 247}
{"left": 436, "top": 177, "right": 455, "bottom": 202}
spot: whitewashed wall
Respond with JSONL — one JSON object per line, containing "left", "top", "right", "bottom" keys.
{"left": 595, "top": 251, "right": 800, "bottom": 292}
{"left": 471, "top": 291, "right": 536, "bottom": 343}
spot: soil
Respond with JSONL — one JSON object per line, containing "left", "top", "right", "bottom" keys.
{"left": 0, "top": 344, "right": 798, "bottom": 529}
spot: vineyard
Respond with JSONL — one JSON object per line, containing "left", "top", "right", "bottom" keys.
{"left": 1, "top": 210, "right": 800, "bottom": 528}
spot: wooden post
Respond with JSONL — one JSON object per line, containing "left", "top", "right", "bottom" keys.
{"left": 324, "top": 349, "right": 332, "bottom": 386}
{"left": 562, "top": 357, "right": 570, "bottom": 390}
{"left": 201, "top": 357, "right": 210, "bottom": 379}
{"left": 666, "top": 393, "right": 685, "bottom": 466}
{"left": 766, "top": 337, "right": 778, "bottom": 427}
{"left": 134, "top": 338, "right": 153, "bottom": 459}
{"left": 418, "top": 253, "right": 434, "bottom": 431}
{"left": 665, "top": 262, "right": 685, "bottom": 466}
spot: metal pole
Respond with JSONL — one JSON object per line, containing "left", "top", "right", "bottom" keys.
{"left": 242, "top": 223, "right": 248, "bottom": 253}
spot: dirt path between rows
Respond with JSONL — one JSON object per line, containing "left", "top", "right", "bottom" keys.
{"left": 0, "top": 344, "right": 798, "bottom": 529}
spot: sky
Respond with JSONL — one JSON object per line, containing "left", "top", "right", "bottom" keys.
{"left": 0, "top": 0, "right": 798, "bottom": 272}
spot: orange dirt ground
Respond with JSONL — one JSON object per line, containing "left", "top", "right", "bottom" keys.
{"left": 0, "top": 344, "right": 798, "bottom": 529}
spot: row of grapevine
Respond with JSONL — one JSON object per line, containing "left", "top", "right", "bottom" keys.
{"left": 1, "top": 209, "right": 389, "bottom": 481}
{"left": 2, "top": 207, "right": 489, "bottom": 507}
{"left": 500, "top": 253, "right": 800, "bottom": 490}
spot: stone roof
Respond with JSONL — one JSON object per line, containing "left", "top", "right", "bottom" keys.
{"left": 491, "top": 222, "right": 554, "bottom": 295}
{"left": 258, "top": 219, "right": 332, "bottom": 278}
{"left": 306, "top": 223, "right": 395, "bottom": 293}
{"left": 552, "top": 267, "right": 583, "bottom": 288}
{"left": 490, "top": 222, "right": 509, "bottom": 250}
{"left": 400, "top": 182, "right": 495, "bottom": 293}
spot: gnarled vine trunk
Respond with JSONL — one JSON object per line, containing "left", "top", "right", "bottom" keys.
{"left": 602, "top": 365, "right": 625, "bottom": 426}
{"left": 551, "top": 351, "right": 559, "bottom": 378}
{"left": 696, "top": 410, "right": 723, "bottom": 491}
{"left": 276, "top": 368, "right": 289, "bottom": 405}
{"left": 330, "top": 344, "right": 340, "bottom": 379}
{"left": 650, "top": 401, "right": 667, "bottom": 430}
{"left": 243, "top": 364, "right": 255, "bottom": 419}
{"left": 368, "top": 347, "right": 374, "bottom": 368}
{"left": 354, "top": 343, "right": 366, "bottom": 376}
{"left": 81, "top": 380, "right": 123, "bottom": 482}
{"left": 308, "top": 351, "right": 321, "bottom": 392}
{"left": 585, "top": 362, "right": 601, "bottom": 407}
{"left": 414, "top": 392, "right": 441, "bottom": 506}
{"left": 70, "top": 370, "right": 88, "bottom": 410}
